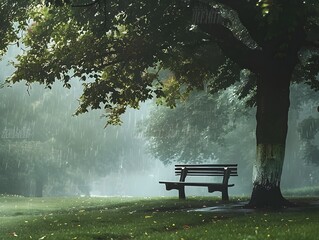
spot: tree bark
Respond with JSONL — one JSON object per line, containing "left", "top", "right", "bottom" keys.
{"left": 247, "top": 70, "right": 294, "bottom": 208}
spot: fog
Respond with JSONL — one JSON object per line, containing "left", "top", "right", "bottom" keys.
{"left": 1, "top": 46, "right": 319, "bottom": 199}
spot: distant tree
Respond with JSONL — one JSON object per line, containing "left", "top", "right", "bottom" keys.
{"left": 299, "top": 116, "right": 319, "bottom": 165}
{"left": 0, "top": 139, "right": 62, "bottom": 197}
{"left": 7, "top": 0, "right": 319, "bottom": 207}
{"left": 141, "top": 88, "right": 252, "bottom": 164}
{"left": 0, "top": 81, "right": 146, "bottom": 196}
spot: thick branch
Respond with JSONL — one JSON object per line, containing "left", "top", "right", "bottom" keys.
{"left": 71, "top": 0, "right": 99, "bottom": 8}
{"left": 190, "top": 0, "right": 245, "bottom": 10}
{"left": 199, "top": 24, "right": 262, "bottom": 72}
{"left": 192, "top": 0, "right": 264, "bottom": 48}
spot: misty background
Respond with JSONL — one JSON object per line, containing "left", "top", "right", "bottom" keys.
{"left": 1, "top": 45, "right": 319, "bottom": 199}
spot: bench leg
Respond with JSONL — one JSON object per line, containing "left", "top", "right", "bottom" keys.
{"left": 178, "top": 186, "right": 186, "bottom": 199}
{"left": 222, "top": 188, "right": 229, "bottom": 201}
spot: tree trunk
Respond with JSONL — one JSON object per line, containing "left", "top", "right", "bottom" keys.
{"left": 35, "top": 177, "right": 44, "bottom": 197}
{"left": 247, "top": 71, "right": 294, "bottom": 208}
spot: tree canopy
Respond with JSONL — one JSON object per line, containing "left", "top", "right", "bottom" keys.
{"left": 6, "top": 0, "right": 319, "bottom": 120}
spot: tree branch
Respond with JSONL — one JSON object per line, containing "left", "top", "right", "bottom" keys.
{"left": 198, "top": 24, "right": 262, "bottom": 72}
{"left": 190, "top": 0, "right": 245, "bottom": 10}
{"left": 211, "top": 0, "right": 246, "bottom": 11}
{"left": 71, "top": 0, "right": 99, "bottom": 8}
{"left": 191, "top": 0, "right": 264, "bottom": 46}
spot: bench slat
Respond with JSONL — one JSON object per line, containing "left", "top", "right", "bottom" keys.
{"left": 175, "top": 173, "right": 238, "bottom": 175}
{"left": 175, "top": 169, "right": 238, "bottom": 176}
{"left": 159, "top": 181, "right": 235, "bottom": 187}
{"left": 175, "top": 173, "right": 238, "bottom": 176}
{"left": 175, "top": 169, "right": 238, "bottom": 173}
{"left": 175, "top": 167, "right": 237, "bottom": 171}
{"left": 175, "top": 164, "right": 237, "bottom": 167}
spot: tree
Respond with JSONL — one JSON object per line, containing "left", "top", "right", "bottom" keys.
{"left": 140, "top": 89, "right": 253, "bottom": 164}
{"left": 299, "top": 117, "right": 319, "bottom": 166}
{"left": 7, "top": 0, "right": 319, "bottom": 207}
{"left": 0, "top": 77, "right": 148, "bottom": 196}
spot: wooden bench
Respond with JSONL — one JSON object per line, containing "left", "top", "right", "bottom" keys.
{"left": 159, "top": 164, "right": 238, "bottom": 201}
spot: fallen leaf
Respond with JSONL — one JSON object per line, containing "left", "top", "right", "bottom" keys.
{"left": 183, "top": 225, "right": 190, "bottom": 230}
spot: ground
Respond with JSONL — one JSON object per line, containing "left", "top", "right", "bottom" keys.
{"left": 0, "top": 195, "right": 319, "bottom": 239}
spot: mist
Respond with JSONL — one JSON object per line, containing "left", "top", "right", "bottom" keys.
{"left": 1, "top": 45, "right": 319, "bottom": 200}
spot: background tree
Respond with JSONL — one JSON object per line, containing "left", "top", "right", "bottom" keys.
{"left": 6, "top": 0, "right": 319, "bottom": 207}
{"left": 0, "top": 73, "right": 149, "bottom": 196}
{"left": 298, "top": 83, "right": 319, "bottom": 168}
{"left": 140, "top": 88, "right": 252, "bottom": 164}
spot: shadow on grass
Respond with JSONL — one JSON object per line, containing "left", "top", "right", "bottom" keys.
{"left": 192, "top": 198, "right": 319, "bottom": 214}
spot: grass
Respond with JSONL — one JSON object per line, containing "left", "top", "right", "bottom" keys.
{"left": 0, "top": 195, "right": 319, "bottom": 240}
{"left": 284, "top": 186, "right": 319, "bottom": 197}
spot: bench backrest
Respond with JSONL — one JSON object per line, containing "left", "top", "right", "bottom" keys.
{"left": 175, "top": 164, "right": 238, "bottom": 183}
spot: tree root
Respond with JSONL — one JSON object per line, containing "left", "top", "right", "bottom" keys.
{"left": 244, "top": 184, "right": 296, "bottom": 209}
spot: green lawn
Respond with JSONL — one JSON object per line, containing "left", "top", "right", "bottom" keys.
{"left": 0, "top": 195, "right": 319, "bottom": 240}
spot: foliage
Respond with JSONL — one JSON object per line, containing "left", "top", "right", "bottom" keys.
{"left": 140, "top": 88, "right": 256, "bottom": 192}
{"left": 2, "top": 0, "right": 317, "bottom": 123}
{"left": 5, "top": 1, "right": 231, "bottom": 125}
{"left": 0, "top": 139, "right": 61, "bottom": 196}
{"left": 0, "top": 0, "right": 35, "bottom": 56}
{"left": 291, "top": 82, "right": 319, "bottom": 167}
{"left": 141, "top": 88, "right": 253, "bottom": 165}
